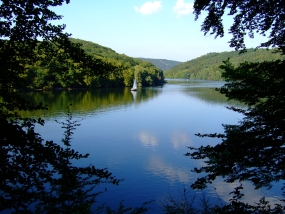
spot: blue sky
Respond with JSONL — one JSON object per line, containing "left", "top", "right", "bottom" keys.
{"left": 52, "top": 0, "right": 266, "bottom": 62}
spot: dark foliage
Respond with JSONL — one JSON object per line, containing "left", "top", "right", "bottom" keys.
{"left": 186, "top": 0, "right": 285, "bottom": 212}
{"left": 0, "top": 1, "right": 135, "bottom": 213}
{"left": 193, "top": 0, "right": 285, "bottom": 53}
{"left": 187, "top": 59, "right": 285, "bottom": 190}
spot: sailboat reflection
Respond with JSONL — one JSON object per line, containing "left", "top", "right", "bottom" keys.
{"left": 131, "top": 90, "right": 137, "bottom": 102}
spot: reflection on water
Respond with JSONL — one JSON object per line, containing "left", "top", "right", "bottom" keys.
{"left": 170, "top": 131, "right": 192, "bottom": 150}
{"left": 19, "top": 87, "right": 161, "bottom": 118}
{"left": 131, "top": 90, "right": 137, "bottom": 102}
{"left": 18, "top": 79, "right": 242, "bottom": 119}
{"left": 136, "top": 130, "right": 158, "bottom": 148}
{"left": 212, "top": 179, "right": 284, "bottom": 206}
{"left": 165, "top": 79, "right": 244, "bottom": 107}
{"left": 18, "top": 79, "right": 283, "bottom": 213}
{"left": 146, "top": 156, "right": 191, "bottom": 184}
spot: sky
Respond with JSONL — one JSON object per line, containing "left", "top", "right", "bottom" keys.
{"left": 52, "top": 0, "right": 266, "bottom": 62}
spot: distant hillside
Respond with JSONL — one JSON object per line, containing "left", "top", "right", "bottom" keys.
{"left": 137, "top": 58, "right": 182, "bottom": 71}
{"left": 164, "top": 49, "right": 285, "bottom": 80}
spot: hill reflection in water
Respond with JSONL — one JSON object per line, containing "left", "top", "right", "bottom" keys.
{"left": 18, "top": 87, "right": 161, "bottom": 119}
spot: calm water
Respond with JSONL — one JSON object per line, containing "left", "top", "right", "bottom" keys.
{"left": 20, "top": 79, "right": 283, "bottom": 213}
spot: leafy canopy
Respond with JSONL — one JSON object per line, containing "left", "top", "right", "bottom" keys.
{"left": 194, "top": 0, "right": 285, "bottom": 53}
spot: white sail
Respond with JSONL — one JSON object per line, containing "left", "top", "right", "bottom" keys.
{"left": 131, "top": 79, "right": 137, "bottom": 91}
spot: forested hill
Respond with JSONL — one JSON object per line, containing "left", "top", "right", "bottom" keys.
{"left": 20, "top": 38, "right": 165, "bottom": 90}
{"left": 136, "top": 58, "right": 182, "bottom": 71}
{"left": 164, "top": 49, "right": 285, "bottom": 80}
{"left": 70, "top": 38, "right": 135, "bottom": 63}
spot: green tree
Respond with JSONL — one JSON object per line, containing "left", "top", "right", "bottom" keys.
{"left": 186, "top": 0, "right": 285, "bottom": 212}
{"left": 0, "top": 1, "right": 126, "bottom": 213}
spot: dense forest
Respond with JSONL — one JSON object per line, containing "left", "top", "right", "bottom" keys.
{"left": 20, "top": 38, "right": 165, "bottom": 90}
{"left": 136, "top": 58, "right": 182, "bottom": 71}
{"left": 164, "top": 48, "right": 285, "bottom": 80}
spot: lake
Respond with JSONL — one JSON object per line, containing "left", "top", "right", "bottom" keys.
{"left": 20, "top": 79, "right": 283, "bottom": 213}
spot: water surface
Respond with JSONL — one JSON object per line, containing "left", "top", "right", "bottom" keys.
{"left": 20, "top": 79, "right": 283, "bottom": 212}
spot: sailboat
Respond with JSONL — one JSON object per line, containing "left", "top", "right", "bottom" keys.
{"left": 131, "top": 79, "right": 137, "bottom": 91}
